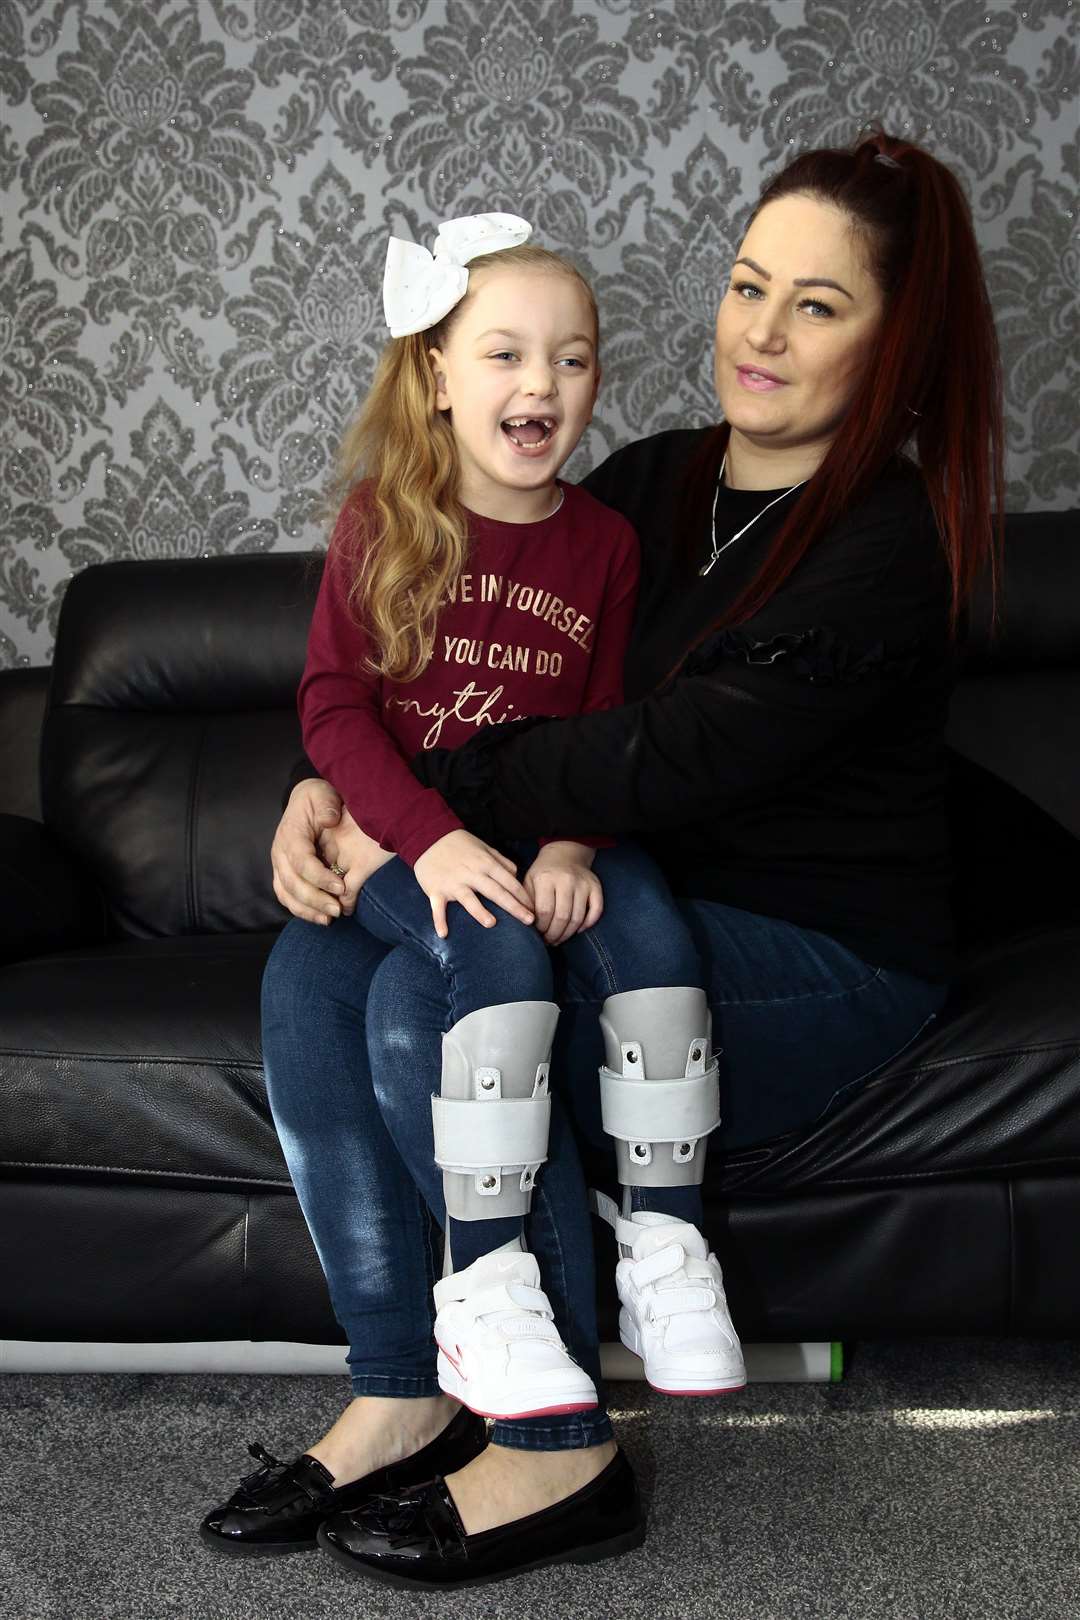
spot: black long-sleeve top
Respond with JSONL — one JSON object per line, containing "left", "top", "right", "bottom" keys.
{"left": 408, "top": 429, "right": 957, "bottom": 980}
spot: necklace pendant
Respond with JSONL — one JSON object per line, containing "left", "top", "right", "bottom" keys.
{"left": 699, "top": 557, "right": 716, "bottom": 577}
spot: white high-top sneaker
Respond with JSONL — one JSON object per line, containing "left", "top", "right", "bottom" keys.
{"left": 433, "top": 1248, "right": 598, "bottom": 1420}
{"left": 610, "top": 1207, "right": 745, "bottom": 1396}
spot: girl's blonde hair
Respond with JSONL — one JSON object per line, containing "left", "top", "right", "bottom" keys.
{"left": 327, "top": 243, "right": 599, "bottom": 682}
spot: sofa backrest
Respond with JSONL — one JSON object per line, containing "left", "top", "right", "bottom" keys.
{"left": 41, "top": 552, "right": 321, "bottom": 938}
{"left": 943, "top": 509, "right": 1080, "bottom": 947}
{"left": 23, "top": 508, "right": 1080, "bottom": 945}
{"left": 0, "top": 666, "right": 48, "bottom": 821}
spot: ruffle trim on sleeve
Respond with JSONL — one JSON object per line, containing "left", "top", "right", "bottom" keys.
{"left": 680, "top": 625, "right": 923, "bottom": 686}
{"left": 411, "top": 714, "right": 554, "bottom": 834}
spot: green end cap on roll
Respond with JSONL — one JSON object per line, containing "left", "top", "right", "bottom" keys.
{"left": 830, "top": 1341, "right": 845, "bottom": 1382}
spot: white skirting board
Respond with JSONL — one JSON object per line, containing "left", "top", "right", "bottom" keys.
{"left": 0, "top": 1339, "right": 842, "bottom": 1382}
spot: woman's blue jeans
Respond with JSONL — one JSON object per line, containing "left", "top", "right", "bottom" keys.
{"left": 262, "top": 867, "right": 946, "bottom": 1452}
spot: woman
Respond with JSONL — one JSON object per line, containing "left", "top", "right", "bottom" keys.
{"left": 202, "top": 131, "right": 1002, "bottom": 1589}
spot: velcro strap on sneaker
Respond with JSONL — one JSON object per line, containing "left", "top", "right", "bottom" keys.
{"left": 598, "top": 1064, "right": 720, "bottom": 1145}
{"left": 431, "top": 1093, "right": 551, "bottom": 1174}
{"left": 644, "top": 1285, "right": 717, "bottom": 1320}
{"left": 466, "top": 1280, "right": 557, "bottom": 1322}
{"left": 630, "top": 1244, "right": 686, "bottom": 1288}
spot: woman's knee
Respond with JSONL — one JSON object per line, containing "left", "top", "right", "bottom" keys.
{"left": 262, "top": 915, "right": 386, "bottom": 1024}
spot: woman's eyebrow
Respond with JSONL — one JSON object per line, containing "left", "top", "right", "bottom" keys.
{"left": 732, "top": 257, "right": 854, "bottom": 300}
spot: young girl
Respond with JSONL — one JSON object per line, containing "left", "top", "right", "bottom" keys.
{"left": 296, "top": 214, "right": 743, "bottom": 1422}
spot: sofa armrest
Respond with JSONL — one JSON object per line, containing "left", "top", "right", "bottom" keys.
{"left": 0, "top": 815, "right": 109, "bottom": 964}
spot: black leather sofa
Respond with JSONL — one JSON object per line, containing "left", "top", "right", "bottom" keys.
{"left": 2, "top": 511, "right": 1078, "bottom": 1350}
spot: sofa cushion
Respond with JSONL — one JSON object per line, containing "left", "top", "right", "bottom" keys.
{"left": 4, "top": 928, "right": 1078, "bottom": 1199}
{"left": 0, "top": 933, "right": 286, "bottom": 1186}
{"left": 713, "top": 927, "right": 1080, "bottom": 1194}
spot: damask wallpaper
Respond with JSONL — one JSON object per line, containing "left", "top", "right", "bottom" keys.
{"left": 1, "top": 0, "right": 1076, "bottom": 667}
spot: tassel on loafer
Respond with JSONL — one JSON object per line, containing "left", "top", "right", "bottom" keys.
{"left": 317, "top": 1447, "right": 645, "bottom": 1589}
{"left": 198, "top": 1405, "right": 487, "bottom": 1556}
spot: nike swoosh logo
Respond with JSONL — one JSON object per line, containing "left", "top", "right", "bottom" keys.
{"left": 437, "top": 1339, "right": 465, "bottom": 1376}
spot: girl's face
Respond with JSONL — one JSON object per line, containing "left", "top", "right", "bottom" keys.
{"left": 713, "top": 193, "right": 885, "bottom": 483}
{"left": 428, "top": 266, "right": 600, "bottom": 520}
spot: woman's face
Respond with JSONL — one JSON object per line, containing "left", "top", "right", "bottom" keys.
{"left": 713, "top": 193, "right": 885, "bottom": 481}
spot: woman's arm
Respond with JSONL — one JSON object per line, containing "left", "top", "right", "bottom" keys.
{"left": 411, "top": 497, "right": 950, "bottom": 843}
{"left": 411, "top": 653, "right": 890, "bottom": 842}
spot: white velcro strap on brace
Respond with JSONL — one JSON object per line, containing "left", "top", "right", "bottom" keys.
{"left": 432, "top": 1094, "right": 551, "bottom": 1177}
{"left": 590, "top": 1188, "right": 643, "bottom": 1250}
{"left": 598, "top": 1063, "right": 720, "bottom": 1147}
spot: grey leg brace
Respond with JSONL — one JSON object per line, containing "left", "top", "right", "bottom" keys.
{"left": 431, "top": 1001, "right": 559, "bottom": 1242}
{"left": 429, "top": 1002, "right": 598, "bottom": 1416}
{"left": 598, "top": 987, "right": 720, "bottom": 1203}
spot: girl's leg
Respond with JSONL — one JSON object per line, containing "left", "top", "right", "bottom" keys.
{"left": 354, "top": 850, "right": 556, "bottom": 1271}
{"left": 561, "top": 842, "right": 708, "bottom": 1227}
{"left": 365, "top": 940, "right": 614, "bottom": 1454}
{"left": 559, "top": 843, "right": 743, "bottom": 1395}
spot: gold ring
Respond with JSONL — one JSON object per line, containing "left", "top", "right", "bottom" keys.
{"left": 329, "top": 862, "right": 347, "bottom": 879}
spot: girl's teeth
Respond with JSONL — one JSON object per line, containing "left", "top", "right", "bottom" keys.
{"left": 503, "top": 418, "right": 554, "bottom": 447}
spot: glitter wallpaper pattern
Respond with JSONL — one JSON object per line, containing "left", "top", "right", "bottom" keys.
{"left": 1, "top": 0, "right": 1076, "bottom": 666}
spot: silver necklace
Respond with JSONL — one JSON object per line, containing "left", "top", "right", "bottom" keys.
{"left": 699, "top": 455, "right": 808, "bottom": 576}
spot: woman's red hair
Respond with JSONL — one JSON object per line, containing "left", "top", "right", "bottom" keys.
{"left": 678, "top": 129, "right": 1004, "bottom": 655}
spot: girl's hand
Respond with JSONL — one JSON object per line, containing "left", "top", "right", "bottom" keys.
{"left": 318, "top": 807, "right": 395, "bottom": 917}
{"left": 413, "top": 829, "right": 536, "bottom": 939}
{"left": 523, "top": 842, "right": 604, "bottom": 946}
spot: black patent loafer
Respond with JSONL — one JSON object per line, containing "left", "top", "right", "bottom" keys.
{"left": 317, "top": 1447, "right": 645, "bottom": 1589}
{"left": 199, "top": 1406, "right": 487, "bottom": 1556}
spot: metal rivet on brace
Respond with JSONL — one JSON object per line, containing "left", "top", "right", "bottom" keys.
{"left": 691, "top": 1046, "right": 702, "bottom": 1062}
{"left": 481, "top": 1175, "right": 497, "bottom": 1189}
{"left": 626, "top": 1049, "right": 638, "bottom": 1064}
{"left": 480, "top": 1077, "right": 495, "bottom": 1090}
{"left": 633, "top": 1144, "right": 648, "bottom": 1159}
{"left": 521, "top": 1171, "right": 533, "bottom": 1188}
{"left": 680, "top": 1143, "right": 691, "bottom": 1154}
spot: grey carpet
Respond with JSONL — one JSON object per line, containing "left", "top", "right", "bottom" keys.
{"left": 2, "top": 1340, "right": 1077, "bottom": 1619}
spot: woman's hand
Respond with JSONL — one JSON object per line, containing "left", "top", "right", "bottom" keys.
{"left": 271, "top": 778, "right": 347, "bottom": 924}
{"left": 523, "top": 842, "right": 603, "bottom": 946}
{"left": 318, "top": 806, "right": 395, "bottom": 916}
{"left": 412, "top": 828, "right": 536, "bottom": 940}
{"left": 271, "top": 779, "right": 393, "bottom": 924}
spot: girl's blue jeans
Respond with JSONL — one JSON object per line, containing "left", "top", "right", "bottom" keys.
{"left": 262, "top": 847, "right": 946, "bottom": 1453}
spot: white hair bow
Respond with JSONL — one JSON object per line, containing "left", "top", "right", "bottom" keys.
{"left": 382, "top": 212, "right": 533, "bottom": 338}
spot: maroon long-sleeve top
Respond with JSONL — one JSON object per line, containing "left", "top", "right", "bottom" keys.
{"left": 298, "top": 481, "right": 640, "bottom": 867}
